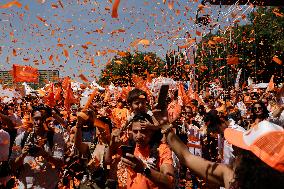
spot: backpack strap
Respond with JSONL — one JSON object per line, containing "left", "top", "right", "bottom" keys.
{"left": 47, "top": 130, "right": 54, "bottom": 149}
{"left": 20, "top": 132, "right": 30, "bottom": 148}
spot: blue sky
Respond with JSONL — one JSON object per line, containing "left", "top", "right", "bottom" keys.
{"left": 0, "top": 0, "right": 252, "bottom": 81}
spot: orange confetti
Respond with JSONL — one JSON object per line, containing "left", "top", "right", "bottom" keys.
{"left": 138, "top": 39, "right": 150, "bottom": 45}
{"left": 58, "top": 0, "right": 64, "bottom": 8}
{"left": 23, "top": 58, "right": 30, "bottom": 62}
{"left": 51, "top": 30, "right": 55, "bottom": 36}
{"left": 79, "top": 74, "right": 89, "bottom": 83}
{"left": 36, "top": 16, "right": 49, "bottom": 26}
{"left": 111, "top": 0, "right": 120, "bottom": 18}
{"left": 272, "top": 9, "right": 284, "bottom": 17}
{"left": 207, "top": 40, "right": 216, "bottom": 47}
{"left": 168, "top": 0, "right": 174, "bottom": 10}
{"left": 110, "top": 28, "right": 125, "bottom": 34}
{"left": 196, "top": 31, "right": 202, "bottom": 36}
{"left": 212, "top": 36, "right": 224, "bottom": 43}
{"left": 51, "top": 4, "right": 58, "bottom": 8}
{"left": 63, "top": 49, "right": 69, "bottom": 58}
{"left": 49, "top": 55, "right": 53, "bottom": 61}
{"left": 91, "top": 57, "right": 95, "bottom": 66}
{"left": 272, "top": 56, "right": 282, "bottom": 65}
{"left": 0, "top": 0, "right": 22, "bottom": 9}
{"left": 117, "top": 51, "right": 128, "bottom": 57}
{"left": 12, "top": 49, "right": 17, "bottom": 56}
{"left": 85, "top": 41, "right": 93, "bottom": 45}
{"left": 57, "top": 43, "right": 64, "bottom": 47}
{"left": 24, "top": 4, "right": 29, "bottom": 11}
{"left": 81, "top": 45, "right": 88, "bottom": 49}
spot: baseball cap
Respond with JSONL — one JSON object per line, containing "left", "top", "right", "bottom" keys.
{"left": 224, "top": 120, "right": 284, "bottom": 172}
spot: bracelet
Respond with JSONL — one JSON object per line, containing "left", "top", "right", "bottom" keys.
{"left": 161, "top": 124, "right": 173, "bottom": 134}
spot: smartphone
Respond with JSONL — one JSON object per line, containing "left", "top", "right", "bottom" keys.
{"left": 121, "top": 145, "right": 134, "bottom": 157}
{"left": 156, "top": 85, "right": 169, "bottom": 110}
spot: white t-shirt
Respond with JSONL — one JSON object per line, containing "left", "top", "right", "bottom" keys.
{"left": 11, "top": 131, "right": 65, "bottom": 189}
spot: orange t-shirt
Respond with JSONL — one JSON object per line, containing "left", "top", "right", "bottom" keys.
{"left": 126, "top": 143, "right": 173, "bottom": 189}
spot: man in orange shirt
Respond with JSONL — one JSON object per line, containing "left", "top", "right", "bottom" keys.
{"left": 121, "top": 113, "right": 175, "bottom": 189}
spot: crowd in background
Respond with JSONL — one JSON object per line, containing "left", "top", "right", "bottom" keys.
{"left": 0, "top": 79, "right": 283, "bottom": 189}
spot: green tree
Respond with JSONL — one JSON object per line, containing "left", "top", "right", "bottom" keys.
{"left": 99, "top": 51, "right": 166, "bottom": 86}
{"left": 195, "top": 6, "right": 284, "bottom": 88}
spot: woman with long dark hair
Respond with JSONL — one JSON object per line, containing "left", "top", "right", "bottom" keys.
{"left": 250, "top": 101, "right": 269, "bottom": 127}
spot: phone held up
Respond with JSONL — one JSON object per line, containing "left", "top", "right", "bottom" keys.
{"left": 121, "top": 145, "right": 135, "bottom": 158}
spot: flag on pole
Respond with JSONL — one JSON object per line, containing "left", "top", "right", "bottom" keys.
{"left": 12, "top": 64, "right": 39, "bottom": 83}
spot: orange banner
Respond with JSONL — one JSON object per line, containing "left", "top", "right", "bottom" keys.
{"left": 12, "top": 64, "right": 39, "bottom": 83}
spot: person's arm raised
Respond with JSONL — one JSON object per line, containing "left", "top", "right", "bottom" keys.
{"left": 74, "top": 112, "right": 89, "bottom": 156}
{"left": 152, "top": 110, "right": 234, "bottom": 188}
{"left": 164, "top": 127, "right": 234, "bottom": 188}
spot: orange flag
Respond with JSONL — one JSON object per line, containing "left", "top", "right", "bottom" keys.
{"left": 266, "top": 75, "right": 275, "bottom": 93}
{"left": 54, "top": 87, "right": 62, "bottom": 102}
{"left": 120, "top": 86, "right": 132, "bottom": 101}
{"left": 194, "top": 92, "right": 204, "bottom": 105}
{"left": 79, "top": 74, "right": 89, "bottom": 83}
{"left": 12, "top": 64, "right": 39, "bottom": 83}
{"left": 62, "top": 76, "right": 71, "bottom": 90}
{"left": 64, "top": 83, "right": 77, "bottom": 112}
{"left": 43, "top": 83, "right": 56, "bottom": 107}
{"left": 178, "top": 83, "right": 190, "bottom": 105}
{"left": 132, "top": 74, "right": 151, "bottom": 97}
{"left": 227, "top": 55, "right": 239, "bottom": 65}
{"left": 111, "top": 0, "right": 120, "bottom": 18}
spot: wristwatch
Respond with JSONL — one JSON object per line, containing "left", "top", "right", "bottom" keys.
{"left": 143, "top": 166, "right": 151, "bottom": 177}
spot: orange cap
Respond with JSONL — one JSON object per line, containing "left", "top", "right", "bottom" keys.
{"left": 224, "top": 121, "right": 284, "bottom": 172}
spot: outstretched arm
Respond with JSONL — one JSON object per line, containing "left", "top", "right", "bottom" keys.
{"left": 74, "top": 113, "right": 89, "bottom": 156}
{"left": 164, "top": 127, "right": 234, "bottom": 188}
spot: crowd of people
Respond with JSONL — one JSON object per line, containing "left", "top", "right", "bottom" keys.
{"left": 0, "top": 79, "right": 283, "bottom": 189}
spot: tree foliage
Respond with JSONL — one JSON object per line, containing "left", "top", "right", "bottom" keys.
{"left": 195, "top": 6, "right": 284, "bottom": 87}
{"left": 99, "top": 52, "right": 165, "bottom": 86}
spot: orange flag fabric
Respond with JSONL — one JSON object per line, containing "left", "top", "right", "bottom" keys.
{"left": 62, "top": 76, "right": 71, "bottom": 90}
{"left": 266, "top": 75, "right": 275, "bottom": 93}
{"left": 227, "top": 55, "right": 239, "bottom": 65}
{"left": 43, "top": 83, "right": 56, "bottom": 107}
{"left": 132, "top": 74, "right": 151, "bottom": 97}
{"left": 12, "top": 64, "right": 39, "bottom": 83}
{"left": 54, "top": 87, "right": 62, "bottom": 102}
{"left": 64, "top": 83, "right": 77, "bottom": 112}
{"left": 178, "top": 83, "right": 191, "bottom": 106}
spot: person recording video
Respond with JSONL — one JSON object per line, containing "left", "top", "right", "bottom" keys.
{"left": 10, "top": 105, "right": 65, "bottom": 189}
